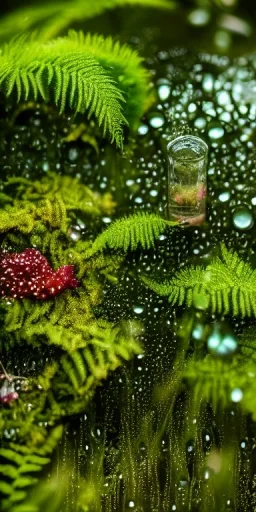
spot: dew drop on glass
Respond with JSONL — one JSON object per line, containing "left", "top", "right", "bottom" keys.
{"left": 68, "top": 148, "right": 79, "bottom": 161}
{"left": 218, "top": 191, "right": 230, "bottom": 202}
{"left": 230, "top": 388, "right": 243, "bottom": 403}
{"left": 133, "top": 306, "right": 144, "bottom": 315}
{"left": 158, "top": 82, "right": 171, "bottom": 101}
{"left": 207, "top": 324, "right": 237, "bottom": 356}
{"left": 188, "top": 8, "right": 210, "bottom": 26}
{"left": 208, "top": 124, "right": 225, "bottom": 140}
{"left": 148, "top": 113, "right": 165, "bottom": 128}
{"left": 232, "top": 206, "right": 254, "bottom": 230}
{"left": 138, "top": 124, "right": 149, "bottom": 135}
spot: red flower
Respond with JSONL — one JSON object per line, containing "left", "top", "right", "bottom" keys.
{"left": 0, "top": 248, "right": 78, "bottom": 300}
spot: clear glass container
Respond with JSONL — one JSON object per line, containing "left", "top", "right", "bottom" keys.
{"left": 167, "top": 135, "right": 208, "bottom": 223}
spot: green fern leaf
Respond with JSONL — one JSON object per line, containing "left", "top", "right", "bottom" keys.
{"left": 66, "top": 31, "right": 151, "bottom": 126}
{"left": 0, "top": 427, "right": 63, "bottom": 511}
{"left": 59, "top": 320, "right": 142, "bottom": 396}
{"left": 142, "top": 244, "right": 256, "bottom": 317}
{"left": 239, "top": 327, "right": 256, "bottom": 361}
{"left": 185, "top": 356, "right": 242, "bottom": 410}
{"left": 91, "top": 213, "right": 177, "bottom": 253}
{"left": 0, "top": 34, "right": 129, "bottom": 147}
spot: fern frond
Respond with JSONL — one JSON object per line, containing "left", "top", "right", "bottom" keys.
{"left": 90, "top": 213, "right": 177, "bottom": 253}
{"left": 0, "top": 33, "right": 129, "bottom": 147}
{"left": 7, "top": 173, "right": 116, "bottom": 218}
{"left": 185, "top": 356, "right": 242, "bottom": 411}
{"left": 239, "top": 327, "right": 256, "bottom": 361}
{"left": 59, "top": 320, "right": 142, "bottom": 396}
{"left": 0, "top": 426, "right": 63, "bottom": 511}
{"left": 0, "top": 0, "right": 176, "bottom": 42}
{"left": 142, "top": 244, "right": 256, "bottom": 317}
{"left": 66, "top": 31, "right": 151, "bottom": 126}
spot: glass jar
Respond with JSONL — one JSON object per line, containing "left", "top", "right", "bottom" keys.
{"left": 167, "top": 135, "right": 208, "bottom": 223}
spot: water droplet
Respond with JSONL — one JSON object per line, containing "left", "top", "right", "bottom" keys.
{"left": 192, "top": 323, "right": 204, "bottom": 341}
{"left": 188, "top": 103, "right": 197, "bottom": 113}
{"left": 204, "top": 469, "right": 210, "bottom": 479}
{"left": 230, "top": 388, "right": 243, "bottom": 402}
{"left": 133, "top": 306, "right": 144, "bottom": 315}
{"left": 202, "top": 74, "right": 214, "bottom": 93}
{"left": 188, "top": 8, "right": 210, "bottom": 26}
{"left": 208, "top": 125, "right": 225, "bottom": 140}
{"left": 207, "top": 324, "right": 237, "bottom": 355}
{"left": 148, "top": 113, "right": 165, "bottom": 128}
{"left": 150, "top": 189, "right": 158, "bottom": 197}
{"left": 158, "top": 83, "right": 171, "bottom": 101}
{"left": 138, "top": 124, "right": 149, "bottom": 135}
{"left": 194, "top": 117, "right": 207, "bottom": 129}
{"left": 42, "top": 161, "right": 49, "bottom": 172}
{"left": 68, "top": 148, "right": 79, "bottom": 161}
{"left": 217, "top": 91, "right": 231, "bottom": 106}
{"left": 218, "top": 191, "right": 230, "bottom": 202}
{"left": 232, "top": 206, "right": 254, "bottom": 230}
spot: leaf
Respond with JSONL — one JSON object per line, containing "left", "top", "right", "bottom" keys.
{"left": 0, "top": 33, "right": 129, "bottom": 147}
{"left": 0, "top": 427, "right": 63, "bottom": 510}
{"left": 91, "top": 213, "right": 177, "bottom": 253}
{"left": 142, "top": 244, "right": 256, "bottom": 317}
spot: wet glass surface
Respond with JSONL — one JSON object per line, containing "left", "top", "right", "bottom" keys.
{"left": 1, "top": 1, "right": 256, "bottom": 511}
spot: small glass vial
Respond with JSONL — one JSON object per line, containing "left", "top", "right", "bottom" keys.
{"left": 167, "top": 135, "right": 208, "bottom": 224}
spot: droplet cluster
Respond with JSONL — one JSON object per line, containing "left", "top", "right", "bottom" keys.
{"left": 0, "top": 248, "right": 78, "bottom": 300}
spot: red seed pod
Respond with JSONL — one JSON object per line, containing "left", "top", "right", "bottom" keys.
{"left": 0, "top": 248, "right": 78, "bottom": 300}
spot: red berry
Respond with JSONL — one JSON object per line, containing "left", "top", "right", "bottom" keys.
{"left": 0, "top": 248, "right": 78, "bottom": 300}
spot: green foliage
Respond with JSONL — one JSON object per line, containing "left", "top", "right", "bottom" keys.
{"left": 5, "top": 173, "right": 116, "bottom": 218}
{"left": 239, "top": 327, "right": 256, "bottom": 361}
{"left": 91, "top": 212, "right": 177, "bottom": 253}
{"left": 184, "top": 356, "right": 241, "bottom": 410}
{"left": 0, "top": 170, "right": 143, "bottom": 509}
{"left": 0, "top": 0, "right": 176, "bottom": 42}
{"left": 0, "top": 31, "right": 151, "bottom": 147}
{"left": 0, "top": 426, "right": 63, "bottom": 512}
{"left": 142, "top": 244, "right": 256, "bottom": 317}
{"left": 66, "top": 31, "right": 151, "bottom": 127}
{"left": 0, "top": 34, "right": 121, "bottom": 147}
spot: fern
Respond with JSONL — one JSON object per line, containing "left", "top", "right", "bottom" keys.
{"left": 239, "top": 327, "right": 256, "bottom": 361}
{"left": 65, "top": 31, "right": 151, "bottom": 126}
{"left": 58, "top": 320, "right": 142, "bottom": 395}
{"left": 0, "top": 0, "right": 176, "bottom": 42}
{"left": 142, "top": 244, "right": 256, "bottom": 317}
{"left": 90, "top": 212, "right": 177, "bottom": 253}
{"left": 0, "top": 33, "right": 131, "bottom": 147}
{"left": 184, "top": 356, "right": 242, "bottom": 411}
{"left": 5, "top": 173, "right": 116, "bottom": 218}
{"left": 0, "top": 426, "right": 63, "bottom": 512}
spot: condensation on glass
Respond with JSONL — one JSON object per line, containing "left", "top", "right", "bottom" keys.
{"left": 167, "top": 135, "right": 208, "bottom": 223}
